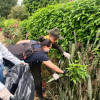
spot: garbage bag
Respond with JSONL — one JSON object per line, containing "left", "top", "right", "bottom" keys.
{"left": 4, "top": 64, "right": 35, "bottom": 100}
{"left": 3, "top": 58, "right": 14, "bottom": 69}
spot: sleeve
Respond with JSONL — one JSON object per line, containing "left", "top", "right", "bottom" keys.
{"left": 49, "top": 43, "right": 65, "bottom": 75}
{"left": 52, "top": 43, "right": 64, "bottom": 53}
{"left": 0, "top": 42, "right": 21, "bottom": 65}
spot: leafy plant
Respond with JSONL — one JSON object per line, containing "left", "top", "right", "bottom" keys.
{"left": 20, "top": 0, "right": 100, "bottom": 47}
{"left": 23, "top": 0, "right": 70, "bottom": 14}
{"left": 67, "top": 63, "right": 89, "bottom": 84}
{"left": 8, "top": 5, "right": 29, "bottom": 21}
{"left": 0, "top": 0, "right": 17, "bottom": 18}
{"left": 46, "top": 31, "right": 99, "bottom": 99}
{"left": 2, "top": 19, "right": 22, "bottom": 44}
{"left": 4, "top": 19, "right": 16, "bottom": 27}
{"left": 0, "top": 17, "right": 5, "bottom": 28}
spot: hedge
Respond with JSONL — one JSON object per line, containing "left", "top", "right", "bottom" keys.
{"left": 20, "top": 0, "right": 100, "bottom": 50}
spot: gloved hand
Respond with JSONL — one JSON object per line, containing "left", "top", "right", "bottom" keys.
{"left": 63, "top": 69, "right": 67, "bottom": 75}
{"left": 0, "top": 87, "right": 14, "bottom": 100}
{"left": 63, "top": 52, "right": 71, "bottom": 59}
{"left": 52, "top": 73, "right": 59, "bottom": 80}
{"left": 18, "top": 61, "right": 28, "bottom": 65}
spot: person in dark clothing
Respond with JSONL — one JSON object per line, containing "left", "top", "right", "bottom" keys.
{"left": 17, "top": 37, "right": 64, "bottom": 100}
{"left": 17, "top": 28, "right": 70, "bottom": 77}
{"left": 17, "top": 28, "right": 70, "bottom": 59}
{"left": 44, "top": 28, "right": 70, "bottom": 75}
{"left": 16, "top": 28, "right": 71, "bottom": 99}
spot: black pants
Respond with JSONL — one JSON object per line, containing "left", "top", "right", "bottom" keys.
{"left": 29, "top": 61, "right": 43, "bottom": 98}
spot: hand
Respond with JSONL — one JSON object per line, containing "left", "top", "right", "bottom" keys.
{"left": 0, "top": 87, "right": 14, "bottom": 100}
{"left": 63, "top": 69, "right": 67, "bottom": 75}
{"left": 52, "top": 73, "right": 59, "bottom": 80}
{"left": 63, "top": 52, "right": 71, "bottom": 59}
{"left": 19, "top": 61, "right": 28, "bottom": 65}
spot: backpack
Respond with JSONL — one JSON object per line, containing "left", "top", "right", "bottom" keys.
{"left": 7, "top": 41, "right": 43, "bottom": 60}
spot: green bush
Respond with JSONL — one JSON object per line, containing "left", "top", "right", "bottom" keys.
{"left": 2, "top": 19, "right": 22, "bottom": 44}
{"left": 8, "top": 5, "right": 29, "bottom": 21}
{"left": 4, "top": 19, "right": 17, "bottom": 27}
{"left": 0, "top": 17, "right": 5, "bottom": 28}
{"left": 47, "top": 32, "right": 100, "bottom": 100}
{"left": 19, "top": 19, "right": 29, "bottom": 39}
{"left": 23, "top": 0, "right": 69, "bottom": 14}
{"left": 20, "top": 0, "right": 100, "bottom": 51}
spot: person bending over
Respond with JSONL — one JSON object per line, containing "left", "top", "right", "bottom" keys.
{"left": 23, "top": 37, "right": 64, "bottom": 100}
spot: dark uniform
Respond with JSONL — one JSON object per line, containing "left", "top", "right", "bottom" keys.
{"left": 24, "top": 42, "right": 50, "bottom": 99}
{"left": 44, "top": 35, "right": 64, "bottom": 75}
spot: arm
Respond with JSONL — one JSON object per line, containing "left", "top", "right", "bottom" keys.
{"left": 52, "top": 43, "right": 71, "bottom": 59}
{"left": 43, "top": 60, "right": 64, "bottom": 73}
{"left": 0, "top": 42, "right": 20, "bottom": 65}
{"left": 52, "top": 43, "right": 64, "bottom": 53}
{"left": 16, "top": 40, "right": 31, "bottom": 44}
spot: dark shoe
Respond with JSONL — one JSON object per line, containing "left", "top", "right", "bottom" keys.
{"left": 40, "top": 96, "right": 52, "bottom": 100}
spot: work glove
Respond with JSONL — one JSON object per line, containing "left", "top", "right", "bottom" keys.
{"left": 63, "top": 69, "right": 67, "bottom": 75}
{"left": 63, "top": 52, "right": 71, "bottom": 59}
{"left": 18, "top": 61, "right": 28, "bottom": 66}
{"left": 52, "top": 73, "right": 59, "bottom": 80}
{"left": 0, "top": 83, "right": 14, "bottom": 100}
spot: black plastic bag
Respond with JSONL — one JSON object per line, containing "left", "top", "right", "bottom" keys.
{"left": 4, "top": 64, "right": 35, "bottom": 100}
{"left": 3, "top": 58, "right": 14, "bottom": 69}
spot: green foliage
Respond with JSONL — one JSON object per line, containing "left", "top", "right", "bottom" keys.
{"left": 4, "top": 19, "right": 15, "bottom": 27}
{"left": 19, "top": 19, "right": 29, "bottom": 39}
{"left": 2, "top": 19, "right": 22, "bottom": 44}
{"left": 0, "top": 0, "right": 17, "bottom": 18}
{"left": 0, "top": 17, "right": 5, "bottom": 28}
{"left": 67, "top": 63, "right": 88, "bottom": 84}
{"left": 47, "top": 31, "right": 99, "bottom": 99}
{"left": 23, "top": 0, "right": 69, "bottom": 14}
{"left": 8, "top": 5, "right": 29, "bottom": 21}
{"left": 21, "top": 0, "right": 100, "bottom": 48}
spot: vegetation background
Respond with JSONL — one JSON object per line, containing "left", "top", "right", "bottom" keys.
{"left": 0, "top": 0, "right": 100, "bottom": 100}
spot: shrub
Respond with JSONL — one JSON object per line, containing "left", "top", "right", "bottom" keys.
{"left": 19, "top": 19, "right": 30, "bottom": 39}
{"left": 0, "top": 17, "right": 5, "bottom": 28}
{"left": 47, "top": 32, "right": 100, "bottom": 100}
{"left": 4, "top": 19, "right": 16, "bottom": 27}
{"left": 23, "top": 0, "right": 69, "bottom": 14}
{"left": 3, "top": 19, "right": 22, "bottom": 44}
{"left": 8, "top": 5, "right": 29, "bottom": 21}
{"left": 20, "top": 0, "right": 100, "bottom": 51}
